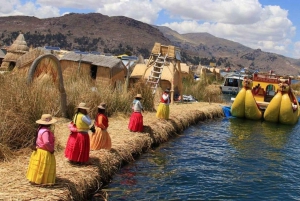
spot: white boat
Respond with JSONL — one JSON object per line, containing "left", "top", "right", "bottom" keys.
{"left": 220, "top": 73, "right": 245, "bottom": 94}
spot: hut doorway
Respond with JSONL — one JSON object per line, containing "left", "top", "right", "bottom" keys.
{"left": 8, "top": 62, "right": 16, "bottom": 71}
{"left": 90, "top": 65, "right": 97, "bottom": 79}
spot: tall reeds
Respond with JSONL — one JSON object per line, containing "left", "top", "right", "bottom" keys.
{"left": 0, "top": 71, "right": 155, "bottom": 161}
{"left": 182, "top": 74, "right": 223, "bottom": 103}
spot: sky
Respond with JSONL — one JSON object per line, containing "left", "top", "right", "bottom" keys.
{"left": 1, "top": 0, "right": 300, "bottom": 59}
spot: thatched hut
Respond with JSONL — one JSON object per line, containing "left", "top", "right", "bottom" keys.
{"left": 0, "top": 33, "right": 29, "bottom": 71}
{"left": 130, "top": 43, "right": 183, "bottom": 102}
{"left": 60, "top": 52, "right": 126, "bottom": 87}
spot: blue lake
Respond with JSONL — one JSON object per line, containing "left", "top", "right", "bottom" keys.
{"left": 105, "top": 117, "right": 300, "bottom": 200}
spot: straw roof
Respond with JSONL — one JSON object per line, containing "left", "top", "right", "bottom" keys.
{"left": 130, "top": 63, "right": 147, "bottom": 78}
{"left": 130, "top": 62, "right": 185, "bottom": 82}
{"left": 2, "top": 52, "right": 24, "bottom": 62}
{"left": 60, "top": 52, "right": 122, "bottom": 69}
{"left": 15, "top": 47, "right": 46, "bottom": 68}
{"left": 6, "top": 33, "right": 29, "bottom": 53}
{"left": 180, "top": 63, "right": 190, "bottom": 74}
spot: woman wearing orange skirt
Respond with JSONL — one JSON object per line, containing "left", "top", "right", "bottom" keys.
{"left": 90, "top": 102, "right": 111, "bottom": 150}
{"left": 26, "top": 114, "right": 57, "bottom": 185}
{"left": 128, "top": 94, "right": 144, "bottom": 132}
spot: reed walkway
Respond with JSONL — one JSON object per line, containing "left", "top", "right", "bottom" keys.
{"left": 0, "top": 102, "right": 224, "bottom": 201}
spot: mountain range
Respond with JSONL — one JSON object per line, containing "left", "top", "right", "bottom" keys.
{"left": 0, "top": 12, "right": 299, "bottom": 76}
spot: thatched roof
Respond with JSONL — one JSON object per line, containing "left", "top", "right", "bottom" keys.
{"left": 180, "top": 63, "right": 190, "bottom": 74}
{"left": 15, "top": 47, "right": 46, "bottom": 68}
{"left": 60, "top": 52, "right": 122, "bottom": 69}
{"left": 0, "top": 49, "right": 5, "bottom": 58}
{"left": 130, "top": 63, "right": 178, "bottom": 82}
{"left": 7, "top": 33, "right": 29, "bottom": 53}
{"left": 2, "top": 52, "right": 24, "bottom": 62}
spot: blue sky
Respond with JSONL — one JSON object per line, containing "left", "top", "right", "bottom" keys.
{"left": 1, "top": 0, "right": 300, "bottom": 59}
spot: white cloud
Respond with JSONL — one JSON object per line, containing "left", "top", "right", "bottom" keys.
{"left": 294, "top": 42, "right": 300, "bottom": 58}
{"left": 0, "top": 0, "right": 59, "bottom": 18}
{"left": 161, "top": 4, "right": 295, "bottom": 57}
{"left": 153, "top": 0, "right": 262, "bottom": 24}
{"left": 95, "top": 0, "right": 160, "bottom": 24}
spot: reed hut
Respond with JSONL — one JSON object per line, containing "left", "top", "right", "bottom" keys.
{"left": 0, "top": 32, "right": 29, "bottom": 71}
{"left": 130, "top": 43, "right": 183, "bottom": 103}
{"left": 60, "top": 52, "right": 126, "bottom": 87}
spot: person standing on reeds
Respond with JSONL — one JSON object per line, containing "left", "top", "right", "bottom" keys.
{"left": 65, "top": 102, "right": 91, "bottom": 165}
{"left": 26, "top": 114, "right": 57, "bottom": 185}
{"left": 156, "top": 88, "right": 171, "bottom": 120}
{"left": 90, "top": 103, "right": 112, "bottom": 150}
{"left": 128, "top": 94, "right": 144, "bottom": 132}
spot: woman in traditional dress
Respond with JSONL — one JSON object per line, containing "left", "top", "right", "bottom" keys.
{"left": 90, "top": 103, "right": 111, "bottom": 150}
{"left": 156, "top": 88, "right": 171, "bottom": 120}
{"left": 65, "top": 102, "right": 92, "bottom": 164}
{"left": 128, "top": 94, "right": 144, "bottom": 132}
{"left": 26, "top": 114, "right": 57, "bottom": 185}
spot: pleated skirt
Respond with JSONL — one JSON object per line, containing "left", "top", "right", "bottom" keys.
{"left": 26, "top": 149, "right": 56, "bottom": 185}
{"left": 156, "top": 103, "right": 170, "bottom": 119}
{"left": 65, "top": 132, "right": 90, "bottom": 162}
{"left": 128, "top": 112, "right": 143, "bottom": 132}
{"left": 90, "top": 127, "right": 112, "bottom": 150}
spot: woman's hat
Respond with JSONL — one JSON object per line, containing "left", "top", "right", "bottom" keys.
{"left": 76, "top": 102, "right": 90, "bottom": 110}
{"left": 164, "top": 88, "right": 170, "bottom": 93}
{"left": 36, "top": 114, "right": 57, "bottom": 125}
{"left": 98, "top": 102, "right": 106, "bottom": 109}
{"left": 135, "top": 94, "right": 142, "bottom": 99}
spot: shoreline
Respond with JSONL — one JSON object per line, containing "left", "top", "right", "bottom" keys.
{"left": 0, "top": 102, "right": 224, "bottom": 200}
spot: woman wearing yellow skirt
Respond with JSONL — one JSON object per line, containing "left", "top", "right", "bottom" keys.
{"left": 156, "top": 88, "right": 171, "bottom": 120}
{"left": 27, "top": 114, "right": 57, "bottom": 185}
{"left": 90, "top": 103, "right": 111, "bottom": 150}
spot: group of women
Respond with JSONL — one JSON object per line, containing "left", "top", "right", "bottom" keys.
{"left": 26, "top": 88, "right": 171, "bottom": 185}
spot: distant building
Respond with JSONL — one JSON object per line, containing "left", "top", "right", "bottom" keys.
{"left": 0, "top": 32, "right": 29, "bottom": 71}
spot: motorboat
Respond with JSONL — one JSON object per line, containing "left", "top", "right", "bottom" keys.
{"left": 220, "top": 73, "right": 245, "bottom": 94}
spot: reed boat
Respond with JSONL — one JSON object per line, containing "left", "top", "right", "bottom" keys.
{"left": 230, "top": 72, "right": 299, "bottom": 124}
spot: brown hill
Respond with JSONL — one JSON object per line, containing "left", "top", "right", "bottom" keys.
{"left": 0, "top": 13, "right": 171, "bottom": 56}
{"left": 0, "top": 12, "right": 300, "bottom": 75}
{"left": 156, "top": 26, "right": 300, "bottom": 76}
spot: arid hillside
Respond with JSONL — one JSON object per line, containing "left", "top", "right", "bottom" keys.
{"left": 1, "top": 13, "right": 300, "bottom": 75}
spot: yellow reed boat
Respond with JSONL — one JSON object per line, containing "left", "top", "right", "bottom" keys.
{"left": 230, "top": 72, "right": 299, "bottom": 125}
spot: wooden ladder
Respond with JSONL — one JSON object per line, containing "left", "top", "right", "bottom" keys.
{"left": 146, "top": 53, "right": 168, "bottom": 94}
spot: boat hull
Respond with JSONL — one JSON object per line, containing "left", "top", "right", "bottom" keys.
{"left": 245, "top": 90, "right": 262, "bottom": 120}
{"left": 231, "top": 88, "right": 262, "bottom": 120}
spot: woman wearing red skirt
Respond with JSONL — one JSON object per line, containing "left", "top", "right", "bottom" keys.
{"left": 128, "top": 94, "right": 144, "bottom": 132}
{"left": 65, "top": 102, "right": 92, "bottom": 164}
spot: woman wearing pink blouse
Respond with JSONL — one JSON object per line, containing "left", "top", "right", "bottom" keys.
{"left": 26, "top": 114, "right": 57, "bottom": 185}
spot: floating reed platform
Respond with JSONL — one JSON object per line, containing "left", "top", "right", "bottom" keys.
{"left": 0, "top": 102, "right": 224, "bottom": 200}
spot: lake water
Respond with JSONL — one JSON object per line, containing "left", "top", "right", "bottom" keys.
{"left": 104, "top": 117, "right": 300, "bottom": 200}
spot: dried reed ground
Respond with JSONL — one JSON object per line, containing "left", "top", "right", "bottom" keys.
{"left": 0, "top": 102, "right": 224, "bottom": 201}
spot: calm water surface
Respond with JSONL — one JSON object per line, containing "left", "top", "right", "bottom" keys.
{"left": 105, "top": 117, "right": 300, "bottom": 200}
